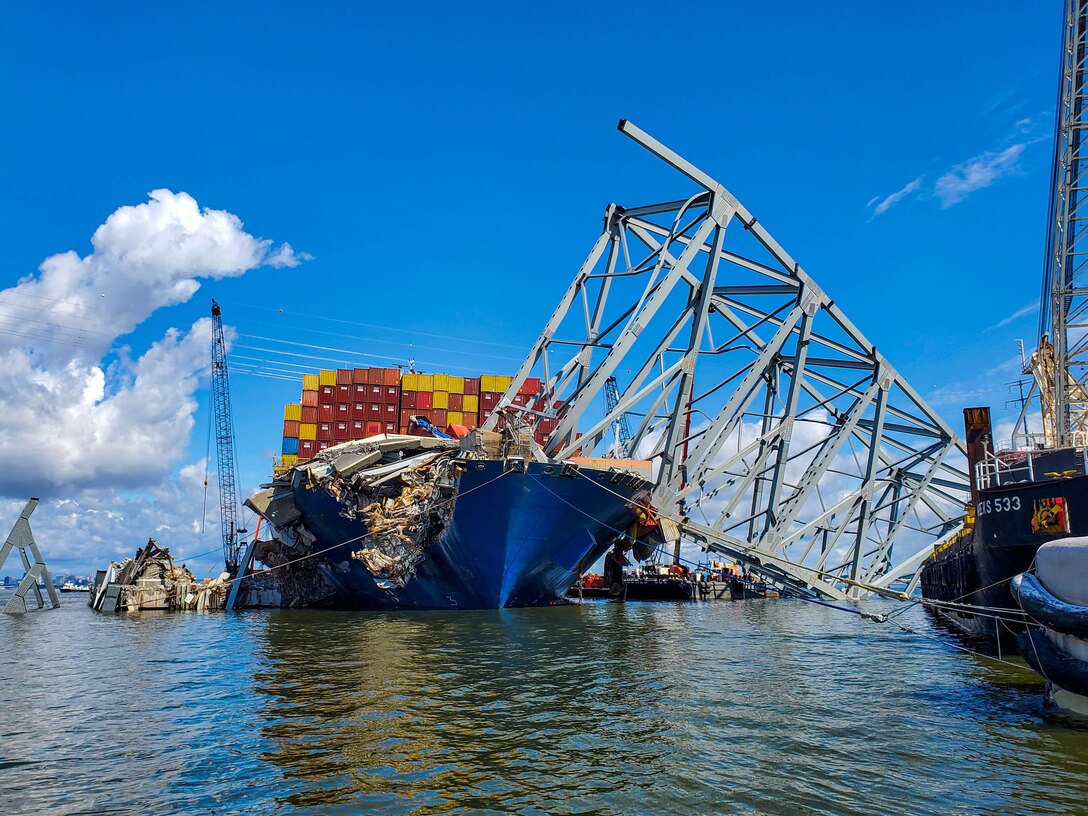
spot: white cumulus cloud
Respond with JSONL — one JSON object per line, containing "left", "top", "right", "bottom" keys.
{"left": 0, "top": 189, "right": 305, "bottom": 500}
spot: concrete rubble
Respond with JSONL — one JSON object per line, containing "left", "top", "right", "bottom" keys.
{"left": 89, "top": 538, "right": 221, "bottom": 613}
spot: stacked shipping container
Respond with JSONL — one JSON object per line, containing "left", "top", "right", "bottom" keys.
{"left": 281, "top": 368, "right": 550, "bottom": 464}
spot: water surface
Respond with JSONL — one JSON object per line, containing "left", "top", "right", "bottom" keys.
{"left": 1, "top": 592, "right": 1086, "bottom": 815}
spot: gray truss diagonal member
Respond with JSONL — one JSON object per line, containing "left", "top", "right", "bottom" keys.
{"left": 491, "top": 121, "right": 968, "bottom": 599}
{"left": 0, "top": 499, "right": 60, "bottom": 614}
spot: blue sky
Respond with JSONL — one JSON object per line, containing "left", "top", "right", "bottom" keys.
{"left": 0, "top": 2, "right": 1060, "bottom": 574}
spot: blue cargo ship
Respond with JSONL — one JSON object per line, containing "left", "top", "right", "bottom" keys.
{"left": 248, "top": 434, "right": 654, "bottom": 609}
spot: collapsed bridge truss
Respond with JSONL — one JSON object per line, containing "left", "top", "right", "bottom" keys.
{"left": 484, "top": 121, "right": 968, "bottom": 599}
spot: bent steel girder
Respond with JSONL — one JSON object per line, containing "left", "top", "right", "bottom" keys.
{"left": 485, "top": 121, "right": 968, "bottom": 598}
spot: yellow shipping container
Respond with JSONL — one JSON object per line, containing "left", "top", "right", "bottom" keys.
{"left": 449, "top": 376, "right": 465, "bottom": 393}
{"left": 299, "top": 423, "right": 317, "bottom": 441}
{"left": 447, "top": 411, "right": 464, "bottom": 425}
{"left": 433, "top": 391, "right": 449, "bottom": 409}
{"left": 496, "top": 375, "right": 513, "bottom": 391}
{"left": 303, "top": 373, "right": 320, "bottom": 391}
{"left": 480, "top": 374, "right": 497, "bottom": 392}
{"left": 319, "top": 369, "right": 337, "bottom": 386}
{"left": 417, "top": 374, "right": 434, "bottom": 392}
{"left": 402, "top": 373, "right": 418, "bottom": 391}
{"left": 463, "top": 394, "right": 479, "bottom": 413}
{"left": 284, "top": 403, "right": 302, "bottom": 421}
{"left": 433, "top": 373, "right": 451, "bottom": 392}
{"left": 281, "top": 454, "right": 299, "bottom": 466}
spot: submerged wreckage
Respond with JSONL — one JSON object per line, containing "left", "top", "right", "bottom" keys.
{"left": 246, "top": 427, "right": 668, "bottom": 609}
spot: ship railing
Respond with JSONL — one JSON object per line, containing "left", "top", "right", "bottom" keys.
{"left": 1001, "top": 432, "right": 1049, "bottom": 452}
{"left": 974, "top": 449, "right": 1034, "bottom": 489}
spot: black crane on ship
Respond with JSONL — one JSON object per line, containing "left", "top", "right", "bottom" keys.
{"left": 210, "top": 299, "right": 244, "bottom": 573}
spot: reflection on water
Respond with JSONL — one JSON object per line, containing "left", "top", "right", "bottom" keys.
{"left": 2, "top": 592, "right": 1088, "bottom": 815}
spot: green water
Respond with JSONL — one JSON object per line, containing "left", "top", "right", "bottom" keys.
{"left": 1, "top": 594, "right": 1086, "bottom": 815}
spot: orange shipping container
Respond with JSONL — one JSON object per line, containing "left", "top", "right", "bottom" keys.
{"left": 353, "top": 368, "right": 369, "bottom": 384}
{"left": 302, "top": 390, "right": 319, "bottom": 407}
{"left": 337, "top": 368, "right": 353, "bottom": 385}
{"left": 283, "top": 420, "right": 300, "bottom": 437}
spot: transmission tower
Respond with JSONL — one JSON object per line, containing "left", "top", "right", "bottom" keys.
{"left": 604, "top": 376, "right": 633, "bottom": 455}
{"left": 210, "top": 300, "right": 241, "bottom": 573}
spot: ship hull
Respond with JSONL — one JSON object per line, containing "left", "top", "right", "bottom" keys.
{"left": 921, "top": 473, "right": 1088, "bottom": 640}
{"left": 290, "top": 460, "right": 649, "bottom": 610}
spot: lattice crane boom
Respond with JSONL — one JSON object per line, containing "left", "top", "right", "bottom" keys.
{"left": 210, "top": 299, "right": 241, "bottom": 573}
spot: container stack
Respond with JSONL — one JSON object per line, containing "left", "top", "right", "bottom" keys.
{"left": 280, "top": 368, "right": 556, "bottom": 465}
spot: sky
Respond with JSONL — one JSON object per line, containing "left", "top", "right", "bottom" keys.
{"left": 0, "top": 1, "right": 1061, "bottom": 576}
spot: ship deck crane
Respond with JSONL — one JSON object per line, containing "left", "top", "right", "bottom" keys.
{"left": 210, "top": 299, "right": 244, "bottom": 574}
{"left": 603, "top": 376, "right": 633, "bottom": 455}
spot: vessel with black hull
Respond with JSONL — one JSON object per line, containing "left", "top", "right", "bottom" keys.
{"left": 919, "top": 406, "right": 1088, "bottom": 639}
{"left": 919, "top": 0, "right": 1088, "bottom": 644}
{"left": 246, "top": 428, "right": 664, "bottom": 610}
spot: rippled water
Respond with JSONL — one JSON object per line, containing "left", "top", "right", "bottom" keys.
{"left": 2, "top": 591, "right": 1087, "bottom": 815}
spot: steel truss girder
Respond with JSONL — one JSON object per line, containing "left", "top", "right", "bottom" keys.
{"left": 485, "top": 121, "right": 968, "bottom": 599}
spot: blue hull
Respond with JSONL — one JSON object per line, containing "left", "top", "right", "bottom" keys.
{"left": 291, "top": 460, "right": 649, "bottom": 609}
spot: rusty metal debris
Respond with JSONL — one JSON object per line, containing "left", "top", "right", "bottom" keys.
{"left": 247, "top": 434, "right": 466, "bottom": 592}
{"left": 89, "top": 538, "right": 203, "bottom": 612}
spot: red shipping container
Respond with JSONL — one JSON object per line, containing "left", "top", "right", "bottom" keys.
{"left": 302, "top": 390, "right": 319, "bottom": 407}
{"left": 417, "top": 392, "right": 433, "bottom": 410}
{"left": 352, "top": 420, "right": 366, "bottom": 437}
{"left": 481, "top": 392, "right": 499, "bottom": 409}
{"left": 300, "top": 439, "right": 318, "bottom": 458}
{"left": 317, "top": 422, "right": 334, "bottom": 441}
{"left": 432, "top": 409, "right": 447, "bottom": 427}
{"left": 384, "top": 421, "right": 397, "bottom": 433}
{"left": 366, "top": 421, "right": 384, "bottom": 436}
{"left": 367, "top": 403, "right": 382, "bottom": 420}
{"left": 337, "top": 368, "right": 353, "bottom": 385}
{"left": 283, "top": 420, "right": 300, "bottom": 437}
{"left": 463, "top": 414, "right": 478, "bottom": 430}
{"left": 353, "top": 368, "right": 369, "bottom": 384}
{"left": 383, "top": 403, "right": 398, "bottom": 419}
{"left": 400, "top": 409, "right": 413, "bottom": 427}
{"left": 334, "top": 421, "right": 350, "bottom": 441}
{"left": 336, "top": 384, "right": 353, "bottom": 403}
{"left": 449, "top": 393, "right": 463, "bottom": 411}
{"left": 381, "top": 385, "right": 400, "bottom": 404}
{"left": 464, "top": 378, "right": 480, "bottom": 395}
{"left": 301, "top": 405, "right": 318, "bottom": 423}
{"left": 318, "top": 385, "right": 335, "bottom": 404}
{"left": 512, "top": 394, "right": 530, "bottom": 407}
{"left": 367, "top": 384, "right": 383, "bottom": 401}
{"left": 352, "top": 402, "right": 367, "bottom": 421}
{"left": 366, "top": 368, "right": 383, "bottom": 385}
{"left": 383, "top": 368, "right": 400, "bottom": 386}
{"left": 401, "top": 391, "right": 417, "bottom": 409}
{"left": 317, "top": 440, "right": 331, "bottom": 451}
{"left": 519, "top": 377, "right": 542, "bottom": 396}
{"left": 318, "top": 404, "right": 334, "bottom": 422}
{"left": 354, "top": 384, "right": 368, "bottom": 400}
{"left": 335, "top": 402, "right": 351, "bottom": 418}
